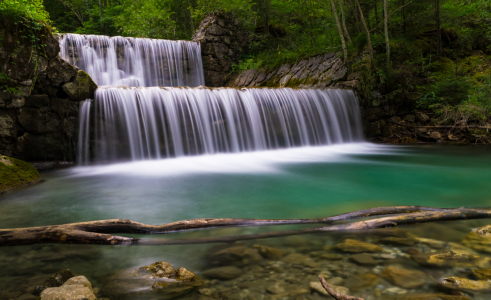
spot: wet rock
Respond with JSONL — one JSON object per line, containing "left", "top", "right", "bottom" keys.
{"left": 440, "top": 276, "right": 491, "bottom": 292}
{"left": 335, "top": 239, "right": 383, "bottom": 253}
{"left": 40, "top": 285, "right": 96, "bottom": 300}
{"left": 47, "top": 56, "right": 78, "bottom": 87}
{"left": 63, "top": 276, "right": 92, "bottom": 289}
{"left": 210, "top": 246, "right": 262, "bottom": 266}
{"left": 198, "top": 288, "right": 215, "bottom": 296}
{"left": 203, "top": 266, "right": 242, "bottom": 280}
{"left": 350, "top": 254, "right": 377, "bottom": 266}
{"left": 411, "top": 250, "right": 490, "bottom": 268}
{"left": 253, "top": 244, "right": 286, "bottom": 259}
{"left": 462, "top": 224, "right": 491, "bottom": 253}
{"left": 472, "top": 268, "right": 491, "bottom": 280}
{"left": 380, "top": 266, "right": 426, "bottom": 289}
{"left": 344, "top": 273, "right": 379, "bottom": 292}
{"left": 102, "top": 261, "right": 201, "bottom": 299}
{"left": 62, "top": 71, "right": 97, "bottom": 101}
{"left": 33, "top": 269, "right": 74, "bottom": 296}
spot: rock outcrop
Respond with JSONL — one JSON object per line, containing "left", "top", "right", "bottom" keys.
{"left": 0, "top": 19, "right": 97, "bottom": 162}
{"left": 229, "top": 52, "right": 348, "bottom": 89}
{"left": 192, "top": 11, "right": 248, "bottom": 87}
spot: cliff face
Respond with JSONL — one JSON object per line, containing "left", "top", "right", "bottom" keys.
{"left": 0, "top": 20, "right": 97, "bottom": 162}
{"left": 192, "top": 11, "right": 248, "bottom": 87}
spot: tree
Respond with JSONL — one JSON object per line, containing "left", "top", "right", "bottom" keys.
{"left": 330, "top": 0, "right": 348, "bottom": 63}
{"left": 338, "top": 0, "right": 352, "bottom": 43}
{"left": 354, "top": 0, "right": 374, "bottom": 66}
{"left": 384, "top": 0, "right": 390, "bottom": 68}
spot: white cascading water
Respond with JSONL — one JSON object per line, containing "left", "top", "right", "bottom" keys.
{"left": 59, "top": 33, "right": 204, "bottom": 87}
{"left": 78, "top": 87, "right": 363, "bottom": 164}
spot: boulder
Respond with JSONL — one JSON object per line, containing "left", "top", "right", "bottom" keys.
{"left": 34, "top": 269, "right": 74, "bottom": 296}
{"left": 40, "top": 284, "right": 96, "bottom": 300}
{"left": 380, "top": 266, "right": 426, "bottom": 289}
{"left": 253, "top": 244, "right": 286, "bottom": 259}
{"left": 335, "top": 239, "right": 383, "bottom": 253}
{"left": 62, "top": 71, "right": 97, "bottom": 101}
{"left": 202, "top": 266, "right": 242, "bottom": 280}
{"left": 47, "top": 56, "right": 78, "bottom": 87}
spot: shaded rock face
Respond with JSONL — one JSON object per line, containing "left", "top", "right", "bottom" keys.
{"left": 229, "top": 52, "right": 348, "bottom": 89}
{"left": 192, "top": 11, "right": 248, "bottom": 87}
{"left": 0, "top": 19, "right": 97, "bottom": 162}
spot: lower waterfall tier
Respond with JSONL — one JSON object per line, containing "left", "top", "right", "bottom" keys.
{"left": 78, "top": 87, "right": 363, "bottom": 164}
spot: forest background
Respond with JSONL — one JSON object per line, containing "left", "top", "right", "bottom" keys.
{"left": 2, "top": 0, "right": 491, "bottom": 127}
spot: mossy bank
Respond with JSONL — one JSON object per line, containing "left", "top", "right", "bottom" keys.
{"left": 0, "top": 155, "right": 40, "bottom": 193}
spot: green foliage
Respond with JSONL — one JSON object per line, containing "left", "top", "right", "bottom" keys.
{"left": 0, "top": 0, "right": 50, "bottom": 24}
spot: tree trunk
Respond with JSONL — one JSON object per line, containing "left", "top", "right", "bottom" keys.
{"left": 384, "top": 0, "right": 390, "bottom": 68}
{"left": 436, "top": 0, "right": 441, "bottom": 57}
{"left": 331, "top": 0, "right": 349, "bottom": 63}
{"left": 338, "top": 0, "right": 352, "bottom": 43}
{"left": 354, "top": 0, "right": 375, "bottom": 66}
{"left": 2, "top": 206, "right": 491, "bottom": 247}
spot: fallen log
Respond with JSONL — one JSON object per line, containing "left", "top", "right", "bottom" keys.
{"left": 0, "top": 206, "right": 489, "bottom": 247}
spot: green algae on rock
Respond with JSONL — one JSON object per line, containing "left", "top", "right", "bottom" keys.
{"left": 0, "top": 155, "right": 41, "bottom": 193}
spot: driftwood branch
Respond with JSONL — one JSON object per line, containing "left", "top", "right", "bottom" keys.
{"left": 318, "top": 276, "right": 364, "bottom": 300}
{"left": 1, "top": 206, "right": 490, "bottom": 247}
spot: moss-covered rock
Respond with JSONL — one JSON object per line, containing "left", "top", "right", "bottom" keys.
{"left": 62, "top": 71, "right": 98, "bottom": 101}
{"left": 0, "top": 155, "right": 40, "bottom": 193}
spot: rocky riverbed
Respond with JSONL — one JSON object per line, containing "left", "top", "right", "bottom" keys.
{"left": 3, "top": 220, "right": 491, "bottom": 300}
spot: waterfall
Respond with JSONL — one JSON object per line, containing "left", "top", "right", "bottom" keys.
{"left": 78, "top": 87, "right": 363, "bottom": 164}
{"left": 59, "top": 34, "right": 204, "bottom": 87}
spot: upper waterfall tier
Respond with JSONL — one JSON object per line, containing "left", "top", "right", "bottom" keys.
{"left": 78, "top": 87, "right": 363, "bottom": 164}
{"left": 59, "top": 34, "right": 204, "bottom": 87}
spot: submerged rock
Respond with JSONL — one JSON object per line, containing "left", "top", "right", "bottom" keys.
{"left": 462, "top": 225, "right": 491, "bottom": 253}
{"left": 380, "top": 266, "right": 426, "bottom": 289}
{"left": 344, "top": 273, "right": 379, "bottom": 292}
{"left": 101, "top": 261, "right": 201, "bottom": 299}
{"left": 440, "top": 276, "right": 491, "bottom": 292}
{"left": 335, "top": 239, "right": 383, "bottom": 253}
{"left": 309, "top": 281, "right": 349, "bottom": 296}
{"left": 253, "top": 244, "right": 287, "bottom": 259}
{"left": 350, "top": 253, "right": 377, "bottom": 266}
{"left": 202, "top": 266, "right": 242, "bottom": 280}
{"left": 209, "top": 246, "right": 262, "bottom": 266}
{"left": 472, "top": 268, "right": 491, "bottom": 280}
{"left": 410, "top": 250, "right": 490, "bottom": 268}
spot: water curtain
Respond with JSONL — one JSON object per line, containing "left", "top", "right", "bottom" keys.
{"left": 78, "top": 87, "right": 363, "bottom": 164}
{"left": 59, "top": 33, "right": 205, "bottom": 87}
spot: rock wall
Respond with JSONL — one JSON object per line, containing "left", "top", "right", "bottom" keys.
{"left": 0, "top": 20, "right": 97, "bottom": 162}
{"left": 228, "top": 53, "right": 351, "bottom": 89}
{"left": 192, "top": 11, "right": 248, "bottom": 87}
